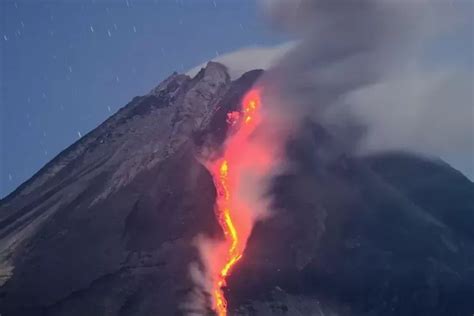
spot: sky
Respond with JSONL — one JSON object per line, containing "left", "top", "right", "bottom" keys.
{"left": 0, "top": 0, "right": 472, "bottom": 198}
{"left": 0, "top": 0, "right": 286, "bottom": 198}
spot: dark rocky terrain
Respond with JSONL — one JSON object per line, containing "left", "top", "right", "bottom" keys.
{"left": 1, "top": 62, "right": 473, "bottom": 316}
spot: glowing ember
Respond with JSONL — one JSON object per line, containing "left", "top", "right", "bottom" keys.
{"left": 210, "top": 89, "right": 262, "bottom": 316}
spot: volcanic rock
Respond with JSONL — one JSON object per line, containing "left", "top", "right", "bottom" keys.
{"left": 0, "top": 63, "right": 473, "bottom": 316}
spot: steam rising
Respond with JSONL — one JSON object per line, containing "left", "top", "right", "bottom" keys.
{"left": 260, "top": 0, "right": 473, "bottom": 172}
{"left": 261, "top": 0, "right": 433, "bottom": 146}
{"left": 188, "top": 0, "right": 471, "bottom": 175}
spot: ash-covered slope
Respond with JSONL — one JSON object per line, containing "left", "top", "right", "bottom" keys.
{"left": 228, "top": 125, "right": 474, "bottom": 316}
{"left": 0, "top": 62, "right": 262, "bottom": 316}
{"left": 1, "top": 62, "right": 473, "bottom": 316}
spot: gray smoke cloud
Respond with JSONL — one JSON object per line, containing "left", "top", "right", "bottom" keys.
{"left": 258, "top": 0, "right": 473, "bottom": 169}
{"left": 350, "top": 66, "right": 473, "bottom": 176}
{"left": 259, "top": 0, "right": 430, "bottom": 133}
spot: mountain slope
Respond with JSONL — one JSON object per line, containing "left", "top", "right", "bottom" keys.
{"left": 0, "top": 62, "right": 262, "bottom": 316}
{"left": 1, "top": 63, "right": 473, "bottom": 316}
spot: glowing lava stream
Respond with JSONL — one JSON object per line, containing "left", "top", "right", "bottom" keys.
{"left": 210, "top": 89, "right": 262, "bottom": 316}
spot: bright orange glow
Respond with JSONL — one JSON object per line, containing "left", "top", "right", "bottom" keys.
{"left": 209, "top": 89, "right": 262, "bottom": 316}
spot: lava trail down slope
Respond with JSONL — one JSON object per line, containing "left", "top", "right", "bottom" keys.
{"left": 0, "top": 62, "right": 473, "bottom": 316}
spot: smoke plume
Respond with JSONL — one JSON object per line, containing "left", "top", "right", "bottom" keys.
{"left": 259, "top": 0, "right": 472, "bottom": 173}
{"left": 260, "top": 0, "right": 437, "bottom": 148}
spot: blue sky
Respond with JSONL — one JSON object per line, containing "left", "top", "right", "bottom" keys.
{"left": 0, "top": 0, "right": 472, "bottom": 198}
{"left": 0, "top": 0, "right": 286, "bottom": 197}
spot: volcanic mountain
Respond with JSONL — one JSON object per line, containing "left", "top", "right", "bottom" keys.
{"left": 1, "top": 62, "right": 473, "bottom": 316}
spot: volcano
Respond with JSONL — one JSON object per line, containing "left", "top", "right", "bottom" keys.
{"left": 0, "top": 62, "right": 473, "bottom": 316}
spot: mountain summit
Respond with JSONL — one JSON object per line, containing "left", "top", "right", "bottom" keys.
{"left": 1, "top": 63, "right": 473, "bottom": 316}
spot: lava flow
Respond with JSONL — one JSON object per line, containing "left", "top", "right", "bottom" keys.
{"left": 209, "top": 88, "right": 265, "bottom": 316}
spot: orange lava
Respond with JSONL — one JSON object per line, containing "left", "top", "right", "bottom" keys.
{"left": 210, "top": 89, "right": 263, "bottom": 316}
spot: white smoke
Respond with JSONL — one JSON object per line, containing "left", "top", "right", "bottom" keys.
{"left": 349, "top": 67, "right": 473, "bottom": 176}
{"left": 187, "top": 41, "right": 296, "bottom": 80}
{"left": 258, "top": 0, "right": 472, "bottom": 176}
{"left": 192, "top": 0, "right": 472, "bottom": 178}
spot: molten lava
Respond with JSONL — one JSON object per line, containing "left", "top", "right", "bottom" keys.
{"left": 210, "top": 89, "right": 263, "bottom": 316}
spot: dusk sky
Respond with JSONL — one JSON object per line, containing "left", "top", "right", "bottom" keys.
{"left": 0, "top": 0, "right": 286, "bottom": 197}
{"left": 1, "top": 0, "right": 472, "bottom": 198}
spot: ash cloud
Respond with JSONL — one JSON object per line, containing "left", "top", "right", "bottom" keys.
{"left": 259, "top": 0, "right": 433, "bottom": 137}
{"left": 186, "top": 1, "right": 472, "bottom": 176}
{"left": 350, "top": 67, "right": 473, "bottom": 176}
{"left": 256, "top": 0, "right": 473, "bottom": 175}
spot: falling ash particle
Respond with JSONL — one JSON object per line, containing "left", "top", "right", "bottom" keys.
{"left": 90, "top": 25, "right": 94, "bottom": 33}
{"left": 3, "top": 35, "right": 8, "bottom": 41}
{"left": 107, "top": 29, "right": 112, "bottom": 37}
{"left": 8, "top": 174, "right": 12, "bottom": 181}
{"left": 133, "top": 25, "right": 137, "bottom": 33}
{"left": 77, "top": 131, "right": 82, "bottom": 138}
{"left": 107, "top": 106, "right": 111, "bottom": 112}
